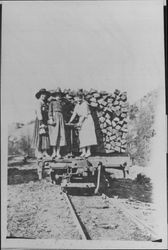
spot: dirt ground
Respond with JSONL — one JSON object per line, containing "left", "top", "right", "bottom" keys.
{"left": 70, "top": 195, "right": 153, "bottom": 241}
{"left": 7, "top": 158, "right": 157, "bottom": 240}
{"left": 7, "top": 180, "right": 81, "bottom": 239}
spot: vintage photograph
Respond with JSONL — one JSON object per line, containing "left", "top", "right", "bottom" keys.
{"left": 1, "top": 0, "right": 167, "bottom": 249}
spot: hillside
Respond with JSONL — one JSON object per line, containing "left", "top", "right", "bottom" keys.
{"left": 127, "top": 89, "right": 158, "bottom": 166}
{"left": 8, "top": 121, "right": 35, "bottom": 156}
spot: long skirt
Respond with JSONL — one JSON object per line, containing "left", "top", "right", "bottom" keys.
{"left": 48, "top": 112, "right": 66, "bottom": 147}
{"left": 79, "top": 114, "right": 97, "bottom": 149}
{"left": 32, "top": 118, "right": 50, "bottom": 151}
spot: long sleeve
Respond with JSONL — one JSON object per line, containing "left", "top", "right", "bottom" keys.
{"left": 35, "top": 101, "right": 42, "bottom": 120}
{"left": 48, "top": 101, "right": 53, "bottom": 118}
{"left": 69, "top": 105, "right": 78, "bottom": 123}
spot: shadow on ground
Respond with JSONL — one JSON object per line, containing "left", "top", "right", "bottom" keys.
{"left": 8, "top": 161, "right": 33, "bottom": 167}
{"left": 63, "top": 187, "right": 96, "bottom": 196}
{"left": 67, "top": 172, "right": 153, "bottom": 203}
{"left": 8, "top": 166, "right": 153, "bottom": 203}
{"left": 104, "top": 172, "right": 153, "bottom": 203}
{"left": 8, "top": 168, "right": 39, "bottom": 185}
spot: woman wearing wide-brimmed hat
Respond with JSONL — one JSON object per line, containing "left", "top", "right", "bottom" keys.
{"left": 68, "top": 90, "right": 97, "bottom": 158}
{"left": 32, "top": 88, "right": 50, "bottom": 159}
{"left": 48, "top": 87, "right": 66, "bottom": 159}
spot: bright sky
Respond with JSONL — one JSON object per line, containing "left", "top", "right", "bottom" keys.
{"left": 1, "top": 0, "right": 165, "bottom": 123}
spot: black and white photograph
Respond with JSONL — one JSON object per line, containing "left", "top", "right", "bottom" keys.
{"left": 1, "top": 0, "right": 167, "bottom": 249}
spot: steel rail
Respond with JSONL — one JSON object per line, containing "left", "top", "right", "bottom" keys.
{"left": 63, "top": 192, "right": 90, "bottom": 240}
{"left": 102, "top": 193, "right": 161, "bottom": 241}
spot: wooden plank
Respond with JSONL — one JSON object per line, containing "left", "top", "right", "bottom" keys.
{"left": 103, "top": 137, "right": 106, "bottom": 142}
{"left": 107, "top": 131, "right": 112, "bottom": 137}
{"left": 90, "top": 102, "right": 98, "bottom": 107}
{"left": 121, "top": 101, "right": 129, "bottom": 107}
{"left": 107, "top": 126, "right": 113, "bottom": 132}
{"left": 121, "top": 139, "right": 127, "bottom": 145}
{"left": 114, "top": 146, "right": 121, "bottom": 152}
{"left": 102, "top": 100, "right": 107, "bottom": 106}
{"left": 115, "top": 125, "right": 121, "bottom": 130}
{"left": 121, "top": 128, "right": 128, "bottom": 133}
{"left": 110, "top": 135, "right": 116, "bottom": 141}
{"left": 115, "top": 110, "right": 121, "bottom": 116}
{"left": 105, "top": 149, "right": 115, "bottom": 153}
{"left": 113, "top": 101, "right": 119, "bottom": 106}
{"left": 115, "top": 105, "right": 120, "bottom": 111}
{"left": 115, "top": 141, "right": 121, "bottom": 147}
{"left": 105, "top": 137, "right": 110, "bottom": 143}
{"left": 103, "top": 122, "right": 107, "bottom": 128}
{"left": 122, "top": 132, "right": 128, "bottom": 139}
{"left": 114, "top": 117, "right": 120, "bottom": 122}
{"left": 90, "top": 97, "right": 97, "bottom": 102}
{"left": 89, "top": 88, "right": 97, "bottom": 94}
{"left": 93, "top": 93, "right": 100, "bottom": 98}
{"left": 118, "top": 120, "right": 124, "bottom": 126}
{"left": 114, "top": 89, "right": 120, "bottom": 95}
{"left": 102, "top": 129, "right": 107, "bottom": 134}
{"left": 123, "top": 117, "right": 128, "bottom": 123}
{"left": 121, "top": 107, "right": 128, "bottom": 112}
{"left": 121, "top": 112, "right": 127, "bottom": 118}
{"left": 106, "top": 119, "right": 111, "bottom": 126}
{"left": 98, "top": 98, "right": 104, "bottom": 104}
{"left": 107, "top": 98, "right": 113, "bottom": 104}
{"left": 106, "top": 107, "right": 114, "bottom": 113}
{"left": 100, "top": 124, "right": 104, "bottom": 129}
{"left": 99, "top": 116, "right": 106, "bottom": 123}
{"left": 111, "top": 120, "right": 117, "bottom": 127}
{"left": 110, "top": 141, "right": 116, "bottom": 147}
{"left": 105, "top": 143, "right": 111, "bottom": 150}
{"left": 105, "top": 113, "right": 111, "bottom": 120}
{"left": 97, "top": 111, "right": 103, "bottom": 118}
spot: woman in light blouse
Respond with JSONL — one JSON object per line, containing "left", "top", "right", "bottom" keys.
{"left": 68, "top": 91, "right": 97, "bottom": 158}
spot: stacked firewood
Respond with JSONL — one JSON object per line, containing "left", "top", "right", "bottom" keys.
{"left": 61, "top": 88, "right": 128, "bottom": 153}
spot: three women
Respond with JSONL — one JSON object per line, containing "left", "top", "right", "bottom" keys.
{"left": 32, "top": 88, "right": 97, "bottom": 159}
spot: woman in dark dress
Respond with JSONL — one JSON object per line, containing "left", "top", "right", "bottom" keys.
{"left": 48, "top": 88, "right": 66, "bottom": 159}
{"left": 32, "top": 88, "right": 50, "bottom": 159}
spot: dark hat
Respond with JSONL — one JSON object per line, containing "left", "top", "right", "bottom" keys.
{"left": 89, "top": 88, "right": 97, "bottom": 94}
{"left": 76, "top": 89, "right": 85, "bottom": 99}
{"left": 49, "top": 87, "right": 62, "bottom": 96}
{"left": 35, "top": 88, "right": 50, "bottom": 99}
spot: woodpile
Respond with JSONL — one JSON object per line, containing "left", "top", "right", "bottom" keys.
{"left": 57, "top": 88, "right": 128, "bottom": 154}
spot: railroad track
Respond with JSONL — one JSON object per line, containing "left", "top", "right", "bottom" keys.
{"left": 101, "top": 193, "right": 161, "bottom": 242}
{"left": 61, "top": 189, "right": 160, "bottom": 241}
{"left": 62, "top": 191, "right": 91, "bottom": 240}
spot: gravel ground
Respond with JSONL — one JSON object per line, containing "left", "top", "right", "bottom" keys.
{"left": 70, "top": 195, "right": 153, "bottom": 241}
{"left": 120, "top": 199, "right": 158, "bottom": 232}
{"left": 7, "top": 180, "right": 81, "bottom": 239}
{"left": 7, "top": 159, "right": 156, "bottom": 241}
